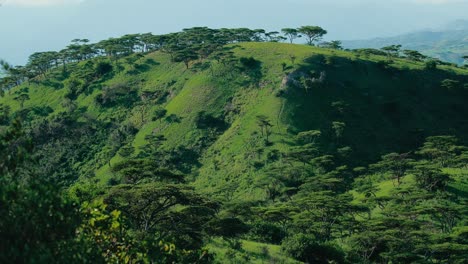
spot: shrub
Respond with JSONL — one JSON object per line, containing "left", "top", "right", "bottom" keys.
{"left": 194, "top": 111, "right": 227, "bottom": 130}
{"left": 440, "top": 79, "right": 461, "bottom": 92}
{"left": 425, "top": 60, "right": 438, "bottom": 70}
{"left": 377, "top": 60, "right": 391, "bottom": 69}
{"left": 249, "top": 221, "right": 286, "bottom": 244}
{"left": 282, "top": 234, "right": 345, "bottom": 263}
{"left": 95, "top": 61, "right": 113, "bottom": 77}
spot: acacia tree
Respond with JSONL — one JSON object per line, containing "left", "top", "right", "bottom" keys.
{"left": 370, "top": 152, "right": 413, "bottom": 186}
{"left": 320, "top": 40, "right": 343, "bottom": 50}
{"left": 27, "top": 52, "right": 57, "bottom": 77}
{"left": 152, "top": 107, "right": 167, "bottom": 123}
{"left": 298, "top": 26, "right": 327, "bottom": 46}
{"left": 412, "top": 162, "right": 451, "bottom": 192}
{"left": 173, "top": 48, "right": 199, "bottom": 69}
{"left": 13, "top": 87, "right": 30, "bottom": 109}
{"left": 291, "top": 191, "right": 356, "bottom": 242}
{"left": 416, "top": 136, "right": 466, "bottom": 167}
{"left": 65, "top": 39, "right": 96, "bottom": 62}
{"left": 281, "top": 28, "right": 301, "bottom": 44}
{"left": 265, "top": 31, "right": 285, "bottom": 42}
{"left": 104, "top": 183, "right": 219, "bottom": 249}
{"left": 331, "top": 121, "right": 346, "bottom": 142}
{"left": 440, "top": 79, "right": 461, "bottom": 92}
{"left": 381, "top": 45, "right": 402, "bottom": 59}
{"left": 403, "top": 49, "right": 426, "bottom": 61}
{"left": 296, "top": 130, "right": 321, "bottom": 144}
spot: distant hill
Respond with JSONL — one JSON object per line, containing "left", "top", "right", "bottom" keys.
{"left": 343, "top": 20, "right": 468, "bottom": 65}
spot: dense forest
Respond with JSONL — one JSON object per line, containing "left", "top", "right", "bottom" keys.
{"left": 1, "top": 26, "right": 468, "bottom": 263}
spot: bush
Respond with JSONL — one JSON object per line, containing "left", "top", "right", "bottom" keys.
{"left": 282, "top": 234, "right": 345, "bottom": 263}
{"left": 194, "top": 111, "right": 227, "bottom": 130}
{"left": 425, "top": 60, "right": 438, "bottom": 70}
{"left": 94, "top": 83, "right": 138, "bottom": 107}
{"left": 249, "top": 221, "right": 286, "bottom": 244}
{"left": 95, "top": 61, "right": 113, "bottom": 77}
{"left": 106, "top": 177, "right": 119, "bottom": 186}
{"left": 440, "top": 79, "right": 461, "bottom": 92}
{"left": 64, "top": 77, "right": 85, "bottom": 100}
{"left": 207, "top": 217, "right": 249, "bottom": 238}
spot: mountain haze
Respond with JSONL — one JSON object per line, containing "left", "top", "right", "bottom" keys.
{"left": 344, "top": 20, "right": 468, "bottom": 65}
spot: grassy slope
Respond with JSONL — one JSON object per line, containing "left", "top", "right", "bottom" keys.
{"left": 208, "top": 238, "right": 300, "bottom": 264}
{"left": 1, "top": 42, "right": 468, "bottom": 262}
{"left": 2, "top": 42, "right": 468, "bottom": 190}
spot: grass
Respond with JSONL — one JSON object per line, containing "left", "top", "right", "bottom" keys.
{"left": 2, "top": 43, "right": 468, "bottom": 193}
{"left": 207, "top": 238, "right": 299, "bottom": 264}
{"left": 2, "top": 41, "right": 468, "bottom": 263}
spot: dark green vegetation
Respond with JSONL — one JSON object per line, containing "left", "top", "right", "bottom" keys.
{"left": 1, "top": 26, "right": 468, "bottom": 263}
{"left": 343, "top": 20, "right": 468, "bottom": 65}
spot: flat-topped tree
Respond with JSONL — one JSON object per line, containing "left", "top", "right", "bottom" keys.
{"left": 298, "top": 26, "right": 327, "bottom": 46}
{"left": 370, "top": 152, "right": 413, "bottom": 186}
{"left": 120, "top": 34, "right": 142, "bottom": 54}
{"left": 320, "top": 40, "right": 343, "bottom": 50}
{"left": 265, "top": 31, "right": 284, "bottom": 42}
{"left": 96, "top": 38, "right": 128, "bottom": 58}
{"left": 416, "top": 136, "right": 467, "bottom": 167}
{"left": 403, "top": 49, "right": 426, "bottom": 61}
{"left": 27, "top": 52, "right": 59, "bottom": 77}
{"left": 13, "top": 87, "right": 30, "bottom": 109}
{"left": 252, "top": 29, "right": 266, "bottom": 42}
{"left": 232, "top": 28, "right": 256, "bottom": 42}
{"left": 138, "top": 33, "right": 158, "bottom": 52}
{"left": 282, "top": 28, "right": 301, "bottom": 44}
{"left": 173, "top": 48, "right": 199, "bottom": 69}
{"left": 104, "top": 183, "right": 218, "bottom": 249}
{"left": 381, "top": 44, "right": 402, "bottom": 59}
{"left": 65, "top": 39, "right": 94, "bottom": 61}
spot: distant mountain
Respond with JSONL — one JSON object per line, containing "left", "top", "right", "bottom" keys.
{"left": 440, "top": 19, "right": 468, "bottom": 31}
{"left": 343, "top": 20, "right": 468, "bottom": 65}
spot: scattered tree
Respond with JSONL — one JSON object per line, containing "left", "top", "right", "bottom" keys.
{"left": 281, "top": 28, "right": 301, "bottom": 44}
{"left": 298, "top": 26, "right": 327, "bottom": 46}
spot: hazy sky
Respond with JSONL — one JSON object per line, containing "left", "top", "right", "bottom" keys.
{"left": 1, "top": 0, "right": 467, "bottom": 65}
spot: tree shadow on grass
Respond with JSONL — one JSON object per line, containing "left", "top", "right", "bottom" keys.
{"left": 280, "top": 54, "right": 468, "bottom": 163}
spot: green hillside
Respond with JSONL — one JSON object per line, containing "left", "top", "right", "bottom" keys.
{"left": 1, "top": 29, "right": 468, "bottom": 263}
